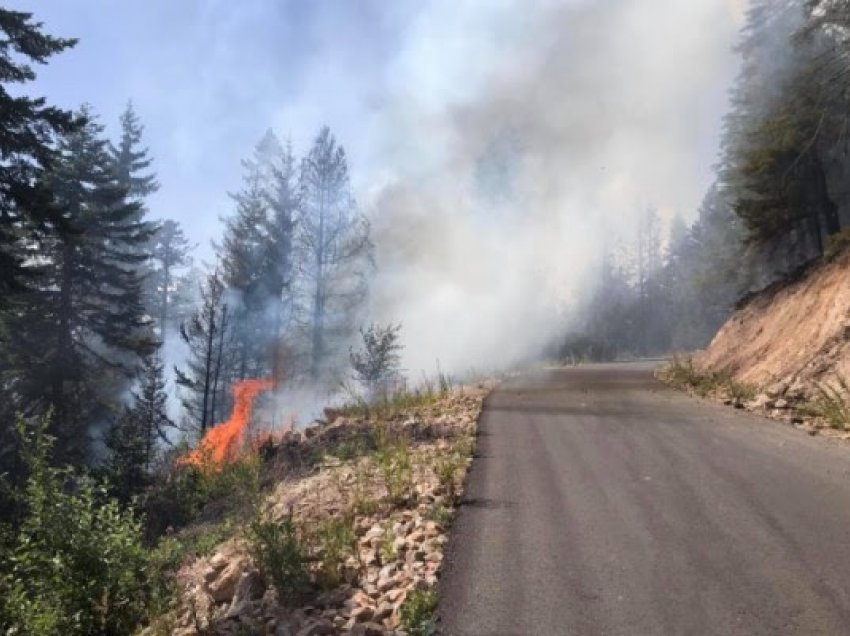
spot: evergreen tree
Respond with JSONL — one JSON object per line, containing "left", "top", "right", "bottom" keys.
{"left": 218, "top": 130, "right": 298, "bottom": 381}
{"left": 105, "top": 348, "right": 173, "bottom": 501}
{"left": 0, "top": 9, "right": 78, "bottom": 301}
{"left": 263, "top": 136, "right": 298, "bottom": 383}
{"left": 219, "top": 157, "right": 270, "bottom": 380}
{"left": 297, "top": 126, "right": 373, "bottom": 383}
{"left": 2, "top": 107, "right": 155, "bottom": 465}
{"left": 720, "top": 0, "right": 840, "bottom": 262}
{"left": 109, "top": 102, "right": 159, "bottom": 202}
{"left": 175, "top": 270, "right": 231, "bottom": 433}
{"left": 148, "top": 219, "right": 194, "bottom": 333}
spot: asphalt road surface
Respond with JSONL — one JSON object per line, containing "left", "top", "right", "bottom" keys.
{"left": 438, "top": 363, "right": 850, "bottom": 635}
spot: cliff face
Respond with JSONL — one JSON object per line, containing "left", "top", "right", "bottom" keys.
{"left": 696, "top": 249, "right": 850, "bottom": 398}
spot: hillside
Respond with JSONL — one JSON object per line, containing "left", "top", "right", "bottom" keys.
{"left": 693, "top": 247, "right": 850, "bottom": 416}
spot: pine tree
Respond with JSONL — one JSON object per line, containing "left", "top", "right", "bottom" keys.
{"left": 175, "top": 270, "right": 231, "bottom": 433}
{"left": 105, "top": 348, "right": 173, "bottom": 501}
{"left": 720, "top": 0, "right": 840, "bottom": 261}
{"left": 0, "top": 9, "right": 78, "bottom": 301}
{"left": 263, "top": 136, "right": 298, "bottom": 383}
{"left": 2, "top": 106, "right": 156, "bottom": 465}
{"left": 109, "top": 102, "right": 159, "bottom": 202}
{"left": 297, "top": 126, "right": 373, "bottom": 383}
{"left": 148, "top": 219, "right": 194, "bottom": 333}
{"left": 218, "top": 130, "right": 298, "bottom": 381}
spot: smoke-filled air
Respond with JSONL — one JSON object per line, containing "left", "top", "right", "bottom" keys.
{"left": 7, "top": 0, "right": 850, "bottom": 631}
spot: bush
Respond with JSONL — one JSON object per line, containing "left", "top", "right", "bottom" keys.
{"left": 350, "top": 323, "right": 403, "bottom": 399}
{"left": 0, "top": 417, "right": 157, "bottom": 635}
{"left": 246, "top": 516, "right": 311, "bottom": 605}
{"left": 400, "top": 589, "right": 439, "bottom": 636}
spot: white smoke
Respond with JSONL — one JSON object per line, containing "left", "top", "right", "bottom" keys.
{"left": 359, "top": 0, "right": 746, "bottom": 374}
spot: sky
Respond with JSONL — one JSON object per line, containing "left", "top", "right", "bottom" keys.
{"left": 14, "top": 0, "right": 748, "bottom": 374}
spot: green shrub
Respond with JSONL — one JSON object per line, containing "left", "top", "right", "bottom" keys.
{"left": 400, "top": 589, "right": 438, "bottom": 636}
{"left": 429, "top": 504, "right": 454, "bottom": 528}
{"left": 0, "top": 417, "right": 157, "bottom": 635}
{"left": 246, "top": 516, "right": 310, "bottom": 606}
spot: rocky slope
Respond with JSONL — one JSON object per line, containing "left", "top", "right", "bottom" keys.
{"left": 144, "top": 385, "right": 490, "bottom": 636}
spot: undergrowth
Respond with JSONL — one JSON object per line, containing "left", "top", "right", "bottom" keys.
{"left": 663, "top": 356, "right": 756, "bottom": 402}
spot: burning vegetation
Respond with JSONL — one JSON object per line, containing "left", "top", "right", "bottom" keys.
{"left": 180, "top": 378, "right": 275, "bottom": 468}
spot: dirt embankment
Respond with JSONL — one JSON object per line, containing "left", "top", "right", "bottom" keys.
{"left": 696, "top": 248, "right": 850, "bottom": 402}
{"left": 693, "top": 250, "right": 850, "bottom": 431}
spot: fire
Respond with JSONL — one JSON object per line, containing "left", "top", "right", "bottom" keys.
{"left": 181, "top": 378, "right": 274, "bottom": 468}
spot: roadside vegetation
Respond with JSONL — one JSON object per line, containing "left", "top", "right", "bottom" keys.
{"left": 660, "top": 356, "right": 756, "bottom": 403}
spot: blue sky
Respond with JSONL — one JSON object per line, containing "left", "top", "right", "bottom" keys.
{"left": 14, "top": 0, "right": 419, "bottom": 250}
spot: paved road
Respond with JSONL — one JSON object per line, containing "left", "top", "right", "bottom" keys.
{"left": 439, "top": 363, "right": 850, "bottom": 635}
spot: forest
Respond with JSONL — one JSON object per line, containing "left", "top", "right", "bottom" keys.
{"left": 3, "top": 0, "right": 850, "bottom": 632}
{"left": 564, "top": 0, "right": 850, "bottom": 360}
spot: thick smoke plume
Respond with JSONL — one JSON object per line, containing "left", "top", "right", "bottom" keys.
{"left": 363, "top": 0, "right": 745, "bottom": 374}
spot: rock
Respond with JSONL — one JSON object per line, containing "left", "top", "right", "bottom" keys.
{"left": 295, "top": 620, "right": 335, "bottom": 636}
{"left": 385, "top": 588, "right": 407, "bottom": 604}
{"left": 374, "top": 601, "right": 394, "bottom": 621}
{"left": 392, "top": 536, "right": 407, "bottom": 554}
{"left": 360, "top": 548, "right": 379, "bottom": 567}
{"left": 208, "top": 557, "right": 248, "bottom": 603}
{"left": 351, "top": 605, "right": 375, "bottom": 622}
{"left": 351, "top": 622, "right": 386, "bottom": 636}
{"left": 377, "top": 573, "right": 398, "bottom": 593}
{"left": 406, "top": 530, "right": 425, "bottom": 545}
{"left": 227, "top": 570, "right": 265, "bottom": 617}
{"left": 775, "top": 398, "right": 790, "bottom": 409}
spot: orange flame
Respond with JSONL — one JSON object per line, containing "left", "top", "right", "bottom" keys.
{"left": 181, "top": 378, "right": 274, "bottom": 468}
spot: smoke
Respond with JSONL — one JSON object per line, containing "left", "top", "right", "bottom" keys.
{"left": 360, "top": 0, "right": 746, "bottom": 374}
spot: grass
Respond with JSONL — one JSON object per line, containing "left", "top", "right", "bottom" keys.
{"left": 378, "top": 524, "right": 399, "bottom": 564}
{"left": 376, "top": 440, "right": 414, "bottom": 506}
{"left": 309, "top": 514, "right": 359, "bottom": 589}
{"left": 336, "top": 371, "right": 455, "bottom": 421}
{"left": 662, "top": 356, "right": 756, "bottom": 402}
{"left": 434, "top": 450, "right": 465, "bottom": 502}
{"left": 804, "top": 376, "right": 850, "bottom": 430}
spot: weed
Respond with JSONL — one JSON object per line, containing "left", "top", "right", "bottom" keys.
{"left": 400, "top": 589, "right": 439, "bottom": 636}
{"left": 808, "top": 376, "right": 850, "bottom": 429}
{"left": 662, "top": 357, "right": 755, "bottom": 401}
{"left": 434, "top": 452, "right": 464, "bottom": 502}
{"left": 331, "top": 436, "right": 370, "bottom": 462}
{"left": 376, "top": 442, "right": 414, "bottom": 506}
{"left": 351, "top": 461, "right": 381, "bottom": 516}
{"left": 378, "top": 525, "right": 398, "bottom": 564}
